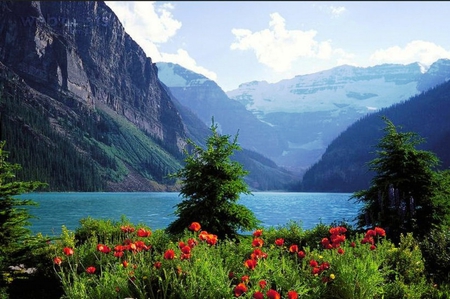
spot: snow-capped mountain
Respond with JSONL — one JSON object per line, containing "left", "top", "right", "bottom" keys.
{"left": 158, "top": 60, "right": 450, "bottom": 176}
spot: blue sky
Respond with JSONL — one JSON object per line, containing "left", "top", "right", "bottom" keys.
{"left": 105, "top": 1, "right": 450, "bottom": 92}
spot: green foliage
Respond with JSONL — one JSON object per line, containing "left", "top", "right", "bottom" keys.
{"left": 420, "top": 226, "right": 450, "bottom": 285}
{"left": 166, "top": 119, "right": 260, "bottom": 239}
{"left": 352, "top": 116, "right": 449, "bottom": 243}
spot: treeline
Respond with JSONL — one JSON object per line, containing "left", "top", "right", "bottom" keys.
{"left": 301, "top": 80, "right": 450, "bottom": 192}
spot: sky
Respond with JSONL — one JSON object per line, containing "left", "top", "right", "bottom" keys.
{"left": 104, "top": 1, "right": 450, "bottom": 92}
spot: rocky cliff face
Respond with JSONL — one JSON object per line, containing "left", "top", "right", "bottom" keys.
{"left": 0, "top": 1, "right": 185, "bottom": 152}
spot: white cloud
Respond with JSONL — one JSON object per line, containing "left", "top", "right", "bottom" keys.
{"left": 370, "top": 40, "right": 450, "bottom": 68}
{"left": 105, "top": 1, "right": 217, "bottom": 82}
{"left": 329, "top": 6, "right": 346, "bottom": 17}
{"left": 230, "top": 12, "right": 350, "bottom": 72}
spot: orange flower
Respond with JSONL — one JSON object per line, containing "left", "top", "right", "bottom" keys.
{"left": 287, "top": 290, "right": 298, "bottom": 299}
{"left": 53, "top": 257, "right": 62, "bottom": 266}
{"left": 86, "top": 266, "right": 96, "bottom": 274}
{"left": 289, "top": 244, "right": 299, "bottom": 253}
{"left": 244, "top": 259, "right": 257, "bottom": 270}
{"left": 267, "top": 289, "right": 281, "bottom": 299}
{"left": 164, "top": 249, "right": 176, "bottom": 260}
{"left": 63, "top": 247, "right": 74, "bottom": 256}
{"left": 188, "top": 222, "right": 201, "bottom": 232}
{"left": 234, "top": 283, "right": 248, "bottom": 297}
{"left": 252, "top": 229, "right": 263, "bottom": 237}
{"left": 137, "top": 228, "right": 151, "bottom": 237}
{"left": 120, "top": 225, "right": 135, "bottom": 233}
{"left": 206, "top": 234, "right": 218, "bottom": 245}
{"left": 199, "top": 230, "right": 209, "bottom": 241}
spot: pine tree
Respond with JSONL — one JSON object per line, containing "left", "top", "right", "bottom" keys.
{"left": 352, "top": 116, "right": 448, "bottom": 243}
{"left": 0, "top": 140, "right": 47, "bottom": 288}
{"left": 166, "top": 119, "right": 260, "bottom": 239}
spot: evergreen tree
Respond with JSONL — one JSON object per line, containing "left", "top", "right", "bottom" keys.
{"left": 352, "top": 116, "right": 449, "bottom": 243}
{"left": 0, "top": 140, "right": 47, "bottom": 289}
{"left": 166, "top": 119, "right": 260, "bottom": 239}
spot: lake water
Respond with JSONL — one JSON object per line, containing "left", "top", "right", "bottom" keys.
{"left": 20, "top": 192, "right": 362, "bottom": 236}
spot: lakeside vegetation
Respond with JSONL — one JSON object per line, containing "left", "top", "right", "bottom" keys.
{"left": 1, "top": 118, "right": 450, "bottom": 298}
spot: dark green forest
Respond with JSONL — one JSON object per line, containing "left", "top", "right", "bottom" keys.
{"left": 301, "top": 80, "right": 450, "bottom": 192}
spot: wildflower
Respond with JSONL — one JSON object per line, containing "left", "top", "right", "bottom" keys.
{"left": 63, "top": 247, "right": 74, "bottom": 256}
{"left": 241, "top": 275, "right": 250, "bottom": 283}
{"left": 234, "top": 283, "right": 248, "bottom": 297}
{"left": 370, "top": 245, "right": 376, "bottom": 251}
{"left": 375, "top": 227, "right": 386, "bottom": 237}
{"left": 188, "top": 222, "right": 201, "bottom": 232}
{"left": 253, "top": 229, "right": 263, "bottom": 237}
{"left": 267, "top": 289, "right": 281, "bottom": 299}
{"left": 297, "top": 250, "right": 306, "bottom": 259}
{"left": 199, "top": 230, "right": 209, "bottom": 241}
{"left": 154, "top": 261, "right": 162, "bottom": 269}
{"left": 181, "top": 245, "right": 191, "bottom": 255}
{"left": 252, "top": 238, "right": 264, "bottom": 247}
{"left": 289, "top": 244, "right": 299, "bottom": 253}
{"left": 287, "top": 290, "right": 298, "bottom": 299}
{"left": 251, "top": 248, "right": 268, "bottom": 259}
{"left": 164, "top": 249, "right": 176, "bottom": 260}
{"left": 137, "top": 228, "right": 151, "bottom": 237}
{"left": 244, "top": 259, "right": 257, "bottom": 270}
{"left": 309, "top": 260, "right": 318, "bottom": 268}
{"left": 86, "top": 266, "right": 96, "bottom": 274}
{"left": 114, "top": 251, "right": 124, "bottom": 258}
{"left": 97, "top": 243, "right": 111, "bottom": 254}
{"left": 312, "top": 267, "right": 321, "bottom": 275}
{"left": 122, "top": 260, "right": 129, "bottom": 268}
{"left": 53, "top": 257, "right": 62, "bottom": 266}
{"left": 259, "top": 279, "right": 267, "bottom": 289}
{"left": 206, "top": 233, "right": 218, "bottom": 245}
{"left": 350, "top": 242, "right": 356, "bottom": 248}
{"left": 330, "top": 273, "right": 336, "bottom": 280}
{"left": 120, "top": 225, "right": 135, "bottom": 233}
{"left": 228, "top": 271, "right": 234, "bottom": 279}
{"left": 337, "top": 248, "right": 345, "bottom": 255}
{"left": 187, "top": 238, "right": 197, "bottom": 248}
{"left": 253, "top": 291, "right": 264, "bottom": 299}
{"left": 274, "top": 238, "right": 284, "bottom": 246}
{"left": 178, "top": 241, "right": 186, "bottom": 249}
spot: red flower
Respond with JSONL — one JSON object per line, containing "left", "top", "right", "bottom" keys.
{"left": 309, "top": 260, "right": 318, "bottom": 268}
{"left": 206, "top": 233, "right": 218, "bottom": 245}
{"left": 289, "top": 244, "right": 299, "bottom": 253}
{"left": 274, "top": 238, "right": 284, "bottom": 246}
{"left": 114, "top": 251, "right": 124, "bottom": 258}
{"left": 164, "top": 249, "right": 175, "bottom": 260}
{"left": 154, "top": 261, "right": 162, "bottom": 269}
{"left": 120, "top": 225, "right": 135, "bottom": 233}
{"left": 241, "top": 275, "right": 249, "bottom": 283}
{"left": 188, "top": 222, "right": 201, "bottom": 232}
{"left": 375, "top": 227, "right": 386, "bottom": 237}
{"left": 199, "top": 231, "right": 209, "bottom": 241}
{"left": 234, "top": 283, "right": 248, "bottom": 297}
{"left": 253, "top": 291, "right": 264, "bottom": 299}
{"left": 86, "top": 266, "right": 96, "bottom": 274}
{"left": 137, "top": 228, "right": 151, "bottom": 237}
{"left": 187, "top": 238, "right": 197, "bottom": 248}
{"left": 97, "top": 244, "right": 111, "bottom": 254}
{"left": 287, "top": 290, "right": 298, "bottom": 299}
{"left": 251, "top": 248, "right": 268, "bottom": 259}
{"left": 181, "top": 245, "right": 191, "bottom": 255}
{"left": 253, "top": 229, "right": 263, "bottom": 237}
{"left": 63, "top": 247, "right": 74, "bottom": 256}
{"left": 53, "top": 257, "right": 62, "bottom": 266}
{"left": 267, "top": 289, "right": 281, "bottom": 299}
{"left": 178, "top": 241, "right": 186, "bottom": 249}
{"left": 122, "top": 260, "right": 129, "bottom": 268}
{"left": 297, "top": 250, "right": 306, "bottom": 259}
{"left": 259, "top": 279, "right": 267, "bottom": 289}
{"left": 312, "top": 267, "right": 321, "bottom": 275}
{"left": 370, "top": 245, "right": 376, "bottom": 251}
{"left": 337, "top": 248, "right": 345, "bottom": 255}
{"left": 350, "top": 242, "right": 356, "bottom": 248}
{"left": 252, "top": 238, "right": 264, "bottom": 247}
{"left": 244, "top": 259, "right": 257, "bottom": 270}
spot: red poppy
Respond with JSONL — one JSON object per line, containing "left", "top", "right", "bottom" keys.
{"left": 253, "top": 291, "right": 264, "bottom": 299}
{"left": 244, "top": 259, "right": 257, "bottom": 270}
{"left": 86, "top": 266, "right": 96, "bottom": 274}
{"left": 137, "top": 228, "right": 151, "bottom": 237}
{"left": 199, "top": 230, "right": 209, "bottom": 241}
{"left": 337, "top": 248, "right": 345, "bottom": 255}
{"left": 267, "top": 289, "right": 281, "bottom": 299}
{"left": 312, "top": 267, "right": 321, "bottom": 275}
{"left": 259, "top": 279, "right": 267, "bottom": 289}
{"left": 154, "top": 261, "right": 162, "bottom": 269}
{"left": 297, "top": 250, "right": 306, "bottom": 259}
{"left": 251, "top": 248, "right": 268, "bottom": 259}
{"left": 309, "top": 260, "right": 318, "bottom": 268}
{"left": 188, "top": 222, "right": 201, "bottom": 232}
{"left": 289, "top": 244, "right": 299, "bottom": 253}
{"left": 350, "top": 242, "right": 356, "bottom": 248}
{"left": 274, "top": 238, "right": 284, "bottom": 246}
{"left": 287, "top": 290, "right": 298, "bottom": 299}
{"left": 114, "top": 251, "right": 124, "bottom": 258}
{"left": 370, "top": 245, "right": 376, "bottom": 251}
{"left": 252, "top": 238, "right": 264, "bottom": 247}
{"left": 187, "top": 238, "right": 197, "bottom": 248}
{"left": 122, "top": 260, "right": 129, "bottom": 268}
{"left": 206, "top": 234, "right": 218, "bottom": 245}
{"left": 181, "top": 245, "right": 191, "bottom": 255}
{"left": 241, "top": 275, "right": 249, "bottom": 283}
{"left": 97, "top": 244, "right": 111, "bottom": 254}
{"left": 234, "top": 283, "right": 248, "bottom": 297}
{"left": 375, "top": 227, "right": 386, "bottom": 237}
{"left": 164, "top": 249, "right": 175, "bottom": 260}
{"left": 63, "top": 247, "right": 74, "bottom": 256}
{"left": 120, "top": 225, "right": 135, "bottom": 233}
{"left": 253, "top": 229, "right": 263, "bottom": 237}
{"left": 53, "top": 257, "right": 62, "bottom": 266}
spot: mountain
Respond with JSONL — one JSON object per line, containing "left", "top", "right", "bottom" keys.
{"left": 0, "top": 1, "right": 296, "bottom": 191}
{"left": 227, "top": 61, "right": 450, "bottom": 174}
{"left": 301, "top": 79, "right": 450, "bottom": 192}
